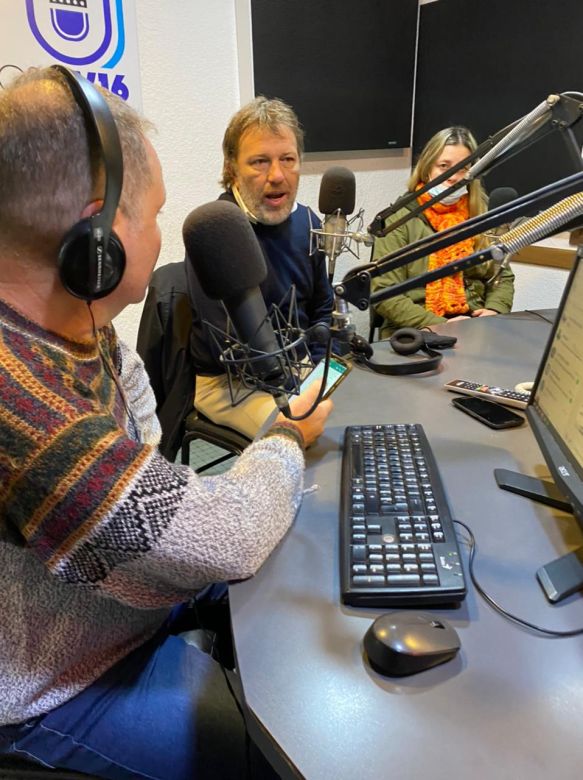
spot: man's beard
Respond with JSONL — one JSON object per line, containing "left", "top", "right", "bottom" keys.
{"left": 237, "top": 179, "right": 295, "bottom": 226}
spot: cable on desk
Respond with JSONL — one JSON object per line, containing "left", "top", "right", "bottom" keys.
{"left": 454, "top": 519, "right": 583, "bottom": 637}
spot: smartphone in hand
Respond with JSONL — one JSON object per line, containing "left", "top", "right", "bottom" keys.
{"left": 300, "top": 355, "right": 351, "bottom": 400}
{"left": 451, "top": 396, "right": 524, "bottom": 429}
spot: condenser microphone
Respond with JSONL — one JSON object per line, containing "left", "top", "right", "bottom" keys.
{"left": 183, "top": 200, "right": 291, "bottom": 415}
{"left": 318, "top": 166, "right": 356, "bottom": 265}
{"left": 488, "top": 187, "right": 519, "bottom": 212}
{"left": 485, "top": 187, "right": 520, "bottom": 238}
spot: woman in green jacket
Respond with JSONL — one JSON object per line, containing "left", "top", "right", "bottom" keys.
{"left": 371, "top": 127, "right": 515, "bottom": 338}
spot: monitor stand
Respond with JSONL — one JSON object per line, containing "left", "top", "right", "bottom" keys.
{"left": 494, "top": 468, "right": 572, "bottom": 512}
{"left": 494, "top": 468, "right": 583, "bottom": 603}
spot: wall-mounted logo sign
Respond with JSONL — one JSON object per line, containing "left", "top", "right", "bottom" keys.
{"left": 1, "top": 0, "right": 141, "bottom": 107}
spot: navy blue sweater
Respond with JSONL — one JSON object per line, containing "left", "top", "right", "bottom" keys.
{"left": 187, "top": 193, "right": 334, "bottom": 375}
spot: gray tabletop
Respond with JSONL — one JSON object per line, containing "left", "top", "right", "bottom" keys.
{"left": 230, "top": 314, "right": 583, "bottom": 780}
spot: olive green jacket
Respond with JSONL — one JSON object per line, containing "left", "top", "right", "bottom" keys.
{"left": 371, "top": 202, "right": 515, "bottom": 337}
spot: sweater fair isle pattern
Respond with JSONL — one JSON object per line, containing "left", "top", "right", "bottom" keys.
{"left": 0, "top": 299, "right": 304, "bottom": 724}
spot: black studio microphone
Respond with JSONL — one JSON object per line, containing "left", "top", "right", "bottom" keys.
{"left": 488, "top": 187, "right": 519, "bottom": 212}
{"left": 317, "top": 166, "right": 364, "bottom": 356}
{"left": 484, "top": 187, "right": 520, "bottom": 238}
{"left": 183, "top": 200, "right": 292, "bottom": 416}
{"left": 318, "top": 166, "right": 356, "bottom": 268}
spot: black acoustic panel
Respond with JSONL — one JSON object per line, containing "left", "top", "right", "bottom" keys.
{"left": 251, "top": 0, "right": 418, "bottom": 153}
{"left": 415, "top": 0, "right": 583, "bottom": 199}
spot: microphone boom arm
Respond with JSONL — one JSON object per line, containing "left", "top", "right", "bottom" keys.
{"left": 369, "top": 93, "right": 583, "bottom": 239}
{"left": 336, "top": 179, "right": 583, "bottom": 310}
{"left": 371, "top": 246, "right": 505, "bottom": 304}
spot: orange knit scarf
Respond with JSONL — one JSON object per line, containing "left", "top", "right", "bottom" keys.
{"left": 417, "top": 186, "right": 474, "bottom": 317}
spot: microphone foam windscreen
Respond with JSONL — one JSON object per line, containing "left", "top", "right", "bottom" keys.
{"left": 318, "top": 166, "right": 356, "bottom": 215}
{"left": 182, "top": 200, "right": 267, "bottom": 300}
{"left": 488, "top": 187, "right": 519, "bottom": 211}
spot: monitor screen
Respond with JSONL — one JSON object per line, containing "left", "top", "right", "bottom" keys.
{"left": 527, "top": 251, "right": 583, "bottom": 523}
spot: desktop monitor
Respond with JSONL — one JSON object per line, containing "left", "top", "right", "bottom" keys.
{"left": 526, "top": 249, "right": 583, "bottom": 524}
{"left": 494, "top": 247, "right": 583, "bottom": 602}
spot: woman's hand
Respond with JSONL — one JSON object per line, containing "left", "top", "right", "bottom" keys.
{"left": 472, "top": 308, "right": 498, "bottom": 317}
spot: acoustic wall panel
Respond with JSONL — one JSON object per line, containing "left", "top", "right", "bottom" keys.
{"left": 251, "top": 0, "right": 419, "bottom": 153}
{"left": 414, "top": 0, "right": 583, "bottom": 197}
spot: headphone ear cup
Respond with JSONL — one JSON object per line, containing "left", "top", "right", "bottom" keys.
{"left": 390, "top": 327, "right": 425, "bottom": 356}
{"left": 59, "top": 219, "right": 126, "bottom": 301}
{"left": 352, "top": 327, "right": 443, "bottom": 376}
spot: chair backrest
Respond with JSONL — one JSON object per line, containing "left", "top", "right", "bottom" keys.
{"left": 368, "top": 307, "right": 383, "bottom": 343}
{"left": 136, "top": 261, "right": 196, "bottom": 460}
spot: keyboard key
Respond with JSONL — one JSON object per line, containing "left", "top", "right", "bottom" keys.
{"left": 353, "top": 575, "right": 386, "bottom": 585}
{"left": 387, "top": 574, "right": 421, "bottom": 585}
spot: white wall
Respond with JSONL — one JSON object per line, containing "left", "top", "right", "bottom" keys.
{"left": 113, "top": 1, "right": 241, "bottom": 345}
{"left": 114, "top": 0, "right": 567, "bottom": 349}
{"left": 512, "top": 264, "right": 569, "bottom": 311}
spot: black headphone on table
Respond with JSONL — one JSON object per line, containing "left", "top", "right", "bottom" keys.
{"left": 52, "top": 65, "right": 126, "bottom": 301}
{"left": 351, "top": 328, "right": 457, "bottom": 375}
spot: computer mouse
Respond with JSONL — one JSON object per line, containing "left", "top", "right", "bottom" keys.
{"left": 363, "top": 612, "right": 461, "bottom": 677}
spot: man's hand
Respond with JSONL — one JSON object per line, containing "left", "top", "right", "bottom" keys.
{"left": 447, "top": 315, "right": 471, "bottom": 323}
{"left": 274, "top": 381, "right": 333, "bottom": 448}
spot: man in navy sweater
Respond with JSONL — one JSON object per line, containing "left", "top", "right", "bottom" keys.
{"left": 187, "top": 97, "right": 334, "bottom": 438}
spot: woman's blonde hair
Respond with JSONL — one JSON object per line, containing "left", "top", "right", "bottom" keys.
{"left": 408, "top": 126, "right": 487, "bottom": 219}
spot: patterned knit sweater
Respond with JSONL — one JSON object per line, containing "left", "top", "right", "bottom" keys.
{"left": 0, "top": 299, "right": 304, "bottom": 725}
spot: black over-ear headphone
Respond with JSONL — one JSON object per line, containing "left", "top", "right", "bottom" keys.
{"left": 52, "top": 65, "right": 126, "bottom": 301}
{"left": 351, "top": 328, "right": 457, "bottom": 375}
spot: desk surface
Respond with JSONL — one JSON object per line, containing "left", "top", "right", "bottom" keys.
{"left": 230, "top": 314, "right": 583, "bottom": 780}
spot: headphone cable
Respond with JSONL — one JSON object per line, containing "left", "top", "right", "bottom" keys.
{"left": 87, "top": 303, "right": 141, "bottom": 442}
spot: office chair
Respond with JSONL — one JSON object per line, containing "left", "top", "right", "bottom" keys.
{"left": 137, "top": 261, "right": 250, "bottom": 469}
{"left": 181, "top": 408, "right": 250, "bottom": 471}
{"left": 368, "top": 307, "right": 383, "bottom": 343}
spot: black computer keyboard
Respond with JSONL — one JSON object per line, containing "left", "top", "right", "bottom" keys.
{"left": 341, "top": 424, "right": 466, "bottom": 607}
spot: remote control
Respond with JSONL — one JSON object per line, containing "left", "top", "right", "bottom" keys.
{"left": 443, "top": 379, "right": 531, "bottom": 409}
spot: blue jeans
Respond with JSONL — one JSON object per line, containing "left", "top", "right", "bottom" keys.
{"left": 0, "top": 589, "right": 273, "bottom": 779}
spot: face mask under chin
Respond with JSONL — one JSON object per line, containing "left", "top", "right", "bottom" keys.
{"left": 427, "top": 181, "right": 468, "bottom": 206}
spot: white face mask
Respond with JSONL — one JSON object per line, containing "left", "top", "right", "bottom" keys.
{"left": 427, "top": 181, "right": 468, "bottom": 206}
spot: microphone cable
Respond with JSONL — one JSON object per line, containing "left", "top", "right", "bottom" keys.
{"left": 281, "top": 332, "right": 335, "bottom": 422}
{"left": 454, "top": 519, "right": 583, "bottom": 637}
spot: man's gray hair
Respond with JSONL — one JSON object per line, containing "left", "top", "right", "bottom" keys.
{"left": 0, "top": 67, "right": 153, "bottom": 261}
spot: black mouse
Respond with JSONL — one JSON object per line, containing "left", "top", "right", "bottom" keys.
{"left": 363, "top": 612, "right": 460, "bottom": 677}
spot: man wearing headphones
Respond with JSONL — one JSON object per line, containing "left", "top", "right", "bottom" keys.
{"left": 186, "top": 97, "right": 334, "bottom": 439}
{"left": 0, "top": 67, "right": 332, "bottom": 779}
